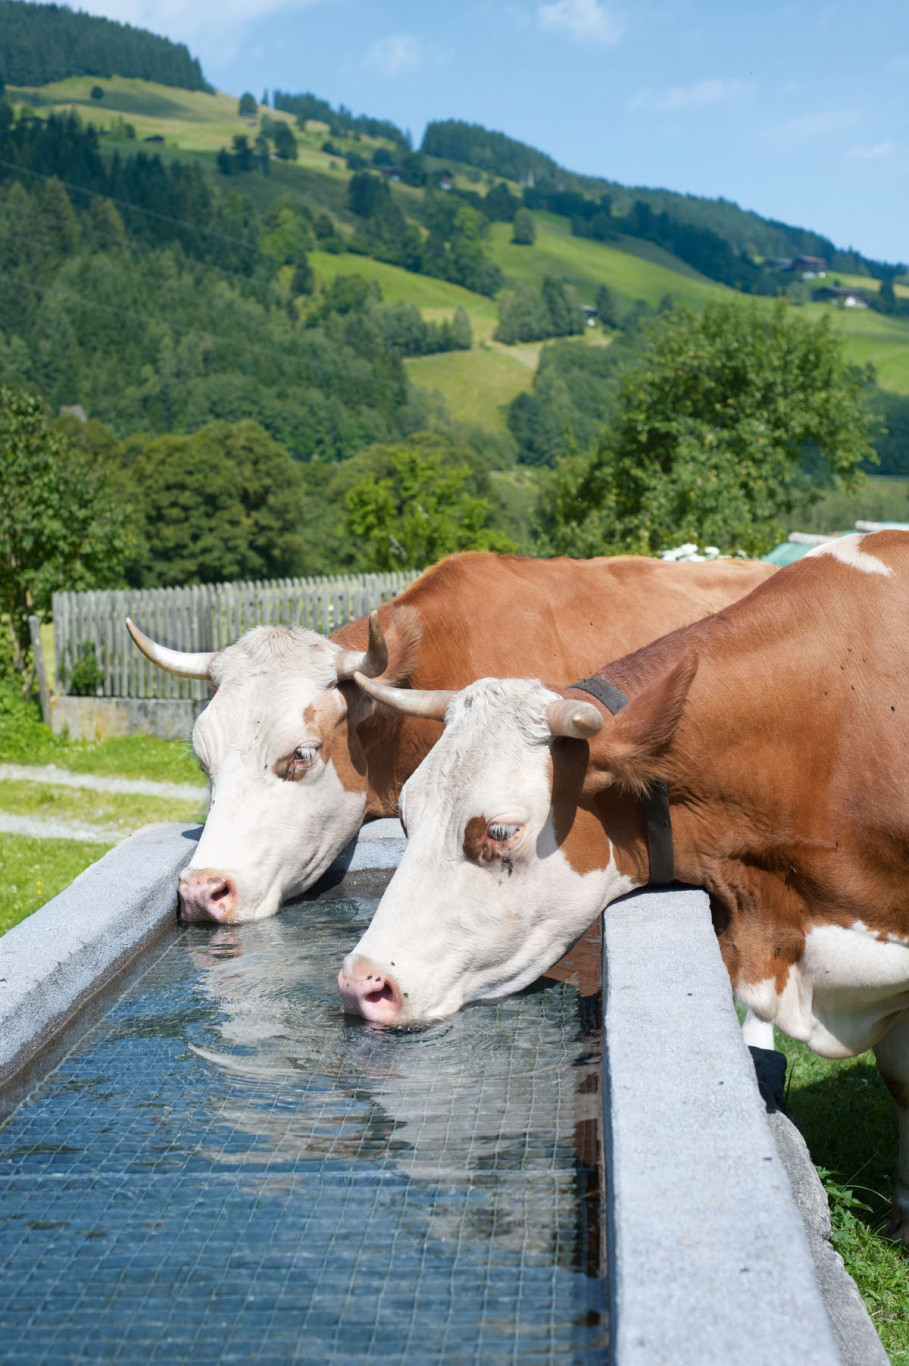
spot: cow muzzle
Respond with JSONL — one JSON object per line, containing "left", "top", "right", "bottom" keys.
{"left": 338, "top": 954, "right": 404, "bottom": 1024}
{"left": 178, "top": 868, "right": 238, "bottom": 924}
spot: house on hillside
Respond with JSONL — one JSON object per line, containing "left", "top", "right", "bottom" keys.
{"left": 793, "top": 255, "right": 827, "bottom": 278}
{"left": 811, "top": 285, "right": 870, "bottom": 308}
{"left": 380, "top": 165, "right": 401, "bottom": 182}
{"left": 438, "top": 170, "right": 453, "bottom": 190}
{"left": 581, "top": 305, "right": 598, "bottom": 327}
{"left": 762, "top": 255, "right": 828, "bottom": 278}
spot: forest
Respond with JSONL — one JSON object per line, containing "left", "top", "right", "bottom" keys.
{"left": 0, "top": 1, "right": 209, "bottom": 91}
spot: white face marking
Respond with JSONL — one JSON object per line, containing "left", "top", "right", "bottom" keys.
{"left": 185, "top": 629, "right": 367, "bottom": 921}
{"left": 804, "top": 532, "right": 894, "bottom": 577}
{"left": 342, "top": 677, "right": 638, "bottom": 1021}
{"left": 738, "top": 921, "right": 909, "bottom": 1058}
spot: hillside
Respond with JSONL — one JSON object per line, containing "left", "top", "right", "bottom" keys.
{"left": 0, "top": 1, "right": 209, "bottom": 91}
{"left": 2, "top": 69, "right": 908, "bottom": 458}
{"left": 421, "top": 118, "right": 904, "bottom": 281}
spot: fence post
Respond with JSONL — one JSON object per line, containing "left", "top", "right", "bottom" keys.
{"left": 28, "top": 616, "right": 52, "bottom": 728}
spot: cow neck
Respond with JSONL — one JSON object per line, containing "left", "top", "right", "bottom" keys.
{"left": 569, "top": 675, "right": 674, "bottom": 886}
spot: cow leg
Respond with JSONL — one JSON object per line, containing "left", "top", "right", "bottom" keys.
{"left": 872, "top": 1008, "right": 909, "bottom": 1243}
{"left": 741, "top": 1008, "right": 775, "bottom": 1051}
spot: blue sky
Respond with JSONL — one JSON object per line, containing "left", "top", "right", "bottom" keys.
{"left": 58, "top": 0, "right": 908, "bottom": 265}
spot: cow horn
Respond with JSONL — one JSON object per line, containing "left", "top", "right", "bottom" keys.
{"left": 353, "top": 671, "right": 454, "bottom": 722}
{"left": 125, "top": 618, "right": 217, "bottom": 680}
{"left": 546, "top": 698, "right": 603, "bottom": 739}
{"left": 336, "top": 610, "right": 389, "bottom": 681}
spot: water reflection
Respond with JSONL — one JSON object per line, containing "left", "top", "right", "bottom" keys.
{"left": 183, "top": 899, "right": 603, "bottom": 1271}
{"left": 0, "top": 897, "right": 605, "bottom": 1362}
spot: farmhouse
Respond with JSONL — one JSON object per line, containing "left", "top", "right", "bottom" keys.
{"left": 811, "top": 285, "right": 871, "bottom": 308}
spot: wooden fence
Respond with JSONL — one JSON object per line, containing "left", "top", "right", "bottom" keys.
{"left": 52, "top": 572, "right": 420, "bottom": 701}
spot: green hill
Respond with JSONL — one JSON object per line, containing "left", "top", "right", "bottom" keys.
{"left": 2, "top": 68, "right": 909, "bottom": 449}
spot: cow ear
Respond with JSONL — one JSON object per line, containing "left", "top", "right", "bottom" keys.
{"left": 583, "top": 653, "right": 698, "bottom": 797}
{"left": 374, "top": 605, "right": 424, "bottom": 687}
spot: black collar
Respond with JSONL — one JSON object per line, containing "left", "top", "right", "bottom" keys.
{"left": 568, "top": 676, "right": 675, "bottom": 886}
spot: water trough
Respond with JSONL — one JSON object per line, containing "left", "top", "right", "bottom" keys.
{"left": 0, "top": 823, "right": 887, "bottom": 1364}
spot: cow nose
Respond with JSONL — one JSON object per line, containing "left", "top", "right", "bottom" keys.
{"left": 178, "top": 869, "right": 238, "bottom": 924}
{"left": 338, "top": 954, "right": 404, "bottom": 1024}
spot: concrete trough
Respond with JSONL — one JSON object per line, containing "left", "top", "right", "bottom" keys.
{"left": 0, "top": 825, "right": 887, "bottom": 1364}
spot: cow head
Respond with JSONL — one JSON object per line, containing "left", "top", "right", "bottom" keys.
{"left": 127, "top": 613, "right": 390, "bottom": 923}
{"left": 338, "top": 659, "right": 696, "bottom": 1023}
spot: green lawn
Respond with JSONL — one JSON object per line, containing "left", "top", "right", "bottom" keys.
{"left": 0, "top": 778, "right": 203, "bottom": 829}
{"left": 0, "top": 689, "right": 204, "bottom": 933}
{"left": 779, "top": 1033, "right": 909, "bottom": 1362}
{"left": 0, "top": 834, "right": 113, "bottom": 935}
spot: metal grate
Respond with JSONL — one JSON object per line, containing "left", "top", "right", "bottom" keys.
{"left": 0, "top": 898, "right": 606, "bottom": 1364}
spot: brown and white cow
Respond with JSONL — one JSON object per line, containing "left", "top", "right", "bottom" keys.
{"left": 340, "top": 532, "right": 909, "bottom": 1238}
{"left": 128, "top": 551, "right": 775, "bottom": 923}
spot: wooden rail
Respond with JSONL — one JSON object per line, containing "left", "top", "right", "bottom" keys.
{"left": 52, "top": 572, "right": 419, "bottom": 700}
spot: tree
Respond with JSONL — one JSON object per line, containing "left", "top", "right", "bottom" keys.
{"left": 124, "top": 420, "right": 307, "bottom": 587}
{"left": 539, "top": 300, "right": 877, "bottom": 559}
{"left": 344, "top": 439, "right": 516, "bottom": 570}
{"left": 0, "top": 388, "right": 129, "bottom": 671}
{"left": 291, "top": 254, "right": 314, "bottom": 296}
{"left": 230, "top": 134, "right": 254, "bottom": 172}
{"left": 595, "top": 283, "right": 619, "bottom": 329}
{"left": 90, "top": 84, "right": 104, "bottom": 100}
{"left": 273, "top": 121, "right": 297, "bottom": 161}
{"left": 511, "top": 207, "right": 536, "bottom": 245}
{"left": 238, "top": 92, "right": 257, "bottom": 117}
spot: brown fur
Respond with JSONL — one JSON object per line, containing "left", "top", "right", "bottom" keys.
{"left": 328, "top": 551, "right": 775, "bottom": 822}
{"left": 550, "top": 532, "right": 909, "bottom": 1000}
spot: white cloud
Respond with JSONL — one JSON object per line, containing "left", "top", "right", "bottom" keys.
{"left": 537, "top": 0, "right": 623, "bottom": 45}
{"left": 627, "top": 79, "right": 753, "bottom": 114}
{"left": 846, "top": 140, "right": 893, "bottom": 161}
{"left": 767, "top": 108, "right": 860, "bottom": 141}
{"left": 363, "top": 33, "right": 423, "bottom": 77}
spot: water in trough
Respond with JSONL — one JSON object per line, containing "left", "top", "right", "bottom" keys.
{"left": 0, "top": 896, "right": 606, "bottom": 1363}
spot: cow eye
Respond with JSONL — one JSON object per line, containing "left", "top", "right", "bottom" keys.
{"left": 488, "top": 823, "right": 519, "bottom": 843}
{"left": 288, "top": 744, "right": 321, "bottom": 777}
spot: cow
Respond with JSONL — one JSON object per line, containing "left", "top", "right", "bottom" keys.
{"left": 339, "top": 532, "right": 909, "bottom": 1240}
{"left": 128, "top": 551, "right": 775, "bottom": 924}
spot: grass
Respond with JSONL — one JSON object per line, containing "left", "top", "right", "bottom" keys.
{"left": 778, "top": 1033, "right": 909, "bottom": 1362}
{"left": 486, "top": 214, "right": 724, "bottom": 311}
{"left": 7, "top": 76, "right": 299, "bottom": 156}
{"left": 0, "top": 687, "right": 205, "bottom": 935}
{"left": 0, "top": 778, "right": 204, "bottom": 829}
{"left": 0, "top": 834, "right": 113, "bottom": 935}
{"left": 308, "top": 250, "right": 500, "bottom": 341}
{"left": 405, "top": 344, "right": 544, "bottom": 431}
{"left": 800, "top": 304, "right": 909, "bottom": 394}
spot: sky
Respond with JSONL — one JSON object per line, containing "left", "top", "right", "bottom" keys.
{"left": 48, "top": 0, "right": 909, "bottom": 265}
